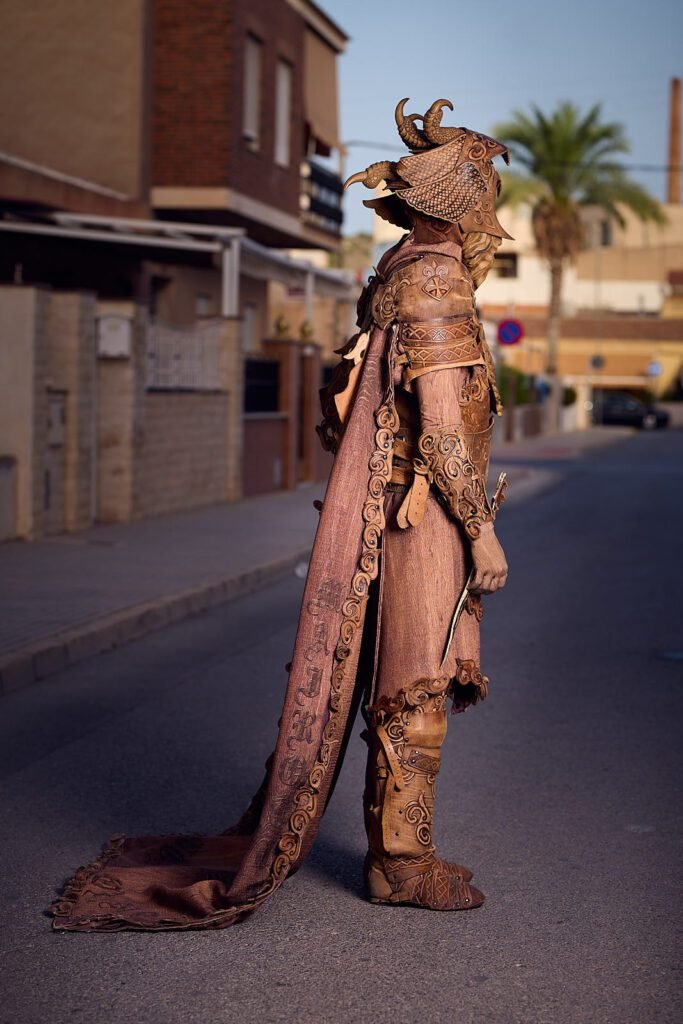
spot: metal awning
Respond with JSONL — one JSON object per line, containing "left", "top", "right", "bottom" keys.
{"left": 0, "top": 211, "right": 354, "bottom": 316}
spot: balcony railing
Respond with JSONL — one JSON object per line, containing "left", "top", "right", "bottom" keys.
{"left": 301, "top": 160, "right": 343, "bottom": 236}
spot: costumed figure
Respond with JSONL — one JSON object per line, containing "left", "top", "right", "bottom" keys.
{"left": 50, "top": 99, "right": 511, "bottom": 931}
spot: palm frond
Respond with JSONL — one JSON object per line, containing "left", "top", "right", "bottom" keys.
{"left": 582, "top": 174, "right": 667, "bottom": 226}
{"left": 493, "top": 100, "right": 664, "bottom": 238}
{"left": 497, "top": 172, "right": 547, "bottom": 209}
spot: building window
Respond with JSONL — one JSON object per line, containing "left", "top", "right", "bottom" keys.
{"left": 243, "top": 35, "right": 262, "bottom": 149}
{"left": 600, "top": 219, "right": 613, "bottom": 247}
{"left": 493, "top": 253, "right": 518, "bottom": 279}
{"left": 274, "top": 59, "right": 292, "bottom": 167}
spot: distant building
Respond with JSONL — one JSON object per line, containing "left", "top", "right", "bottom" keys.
{"left": 474, "top": 203, "right": 683, "bottom": 404}
{"left": 476, "top": 203, "right": 683, "bottom": 319}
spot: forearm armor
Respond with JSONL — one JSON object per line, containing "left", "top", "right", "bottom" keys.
{"left": 415, "top": 427, "right": 493, "bottom": 540}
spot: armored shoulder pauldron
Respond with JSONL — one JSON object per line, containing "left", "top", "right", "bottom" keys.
{"left": 371, "top": 252, "right": 475, "bottom": 329}
{"left": 367, "top": 247, "right": 499, "bottom": 397}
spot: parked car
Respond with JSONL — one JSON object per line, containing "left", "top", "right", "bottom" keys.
{"left": 592, "top": 390, "right": 670, "bottom": 429}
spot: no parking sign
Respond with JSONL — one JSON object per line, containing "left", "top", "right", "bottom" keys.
{"left": 497, "top": 318, "right": 524, "bottom": 345}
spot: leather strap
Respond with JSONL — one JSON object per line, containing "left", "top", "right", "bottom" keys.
{"left": 396, "top": 471, "right": 430, "bottom": 529}
{"left": 392, "top": 437, "right": 416, "bottom": 462}
{"left": 384, "top": 859, "right": 433, "bottom": 882}
{"left": 375, "top": 724, "right": 404, "bottom": 790}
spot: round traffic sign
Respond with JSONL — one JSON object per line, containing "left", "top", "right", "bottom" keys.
{"left": 497, "top": 318, "right": 524, "bottom": 345}
{"left": 646, "top": 359, "right": 662, "bottom": 378}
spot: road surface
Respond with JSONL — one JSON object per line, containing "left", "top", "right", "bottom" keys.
{"left": 1, "top": 427, "right": 681, "bottom": 1024}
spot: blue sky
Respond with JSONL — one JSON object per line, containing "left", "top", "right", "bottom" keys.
{"left": 323, "top": 0, "right": 683, "bottom": 235}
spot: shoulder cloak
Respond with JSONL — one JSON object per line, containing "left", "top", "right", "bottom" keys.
{"left": 50, "top": 323, "right": 398, "bottom": 932}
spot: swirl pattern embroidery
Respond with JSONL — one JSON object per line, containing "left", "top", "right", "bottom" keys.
{"left": 264, "top": 399, "right": 399, "bottom": 892}
{"left": 405, "top": 793, "right": 433, "bottom": 847}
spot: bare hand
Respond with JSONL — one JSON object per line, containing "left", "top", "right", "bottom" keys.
{"left": 470, "top": 523, "right": 508, "bottom": 594}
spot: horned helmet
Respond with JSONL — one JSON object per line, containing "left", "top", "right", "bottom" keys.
{"left": 345, "top": 99, "right": 513, "bottom": 240}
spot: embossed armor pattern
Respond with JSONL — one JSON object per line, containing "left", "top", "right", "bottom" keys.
{"left": 416, "top": 427, "right": 494, "bottom": 540}
{"left": 362, "top": 677, "right": 486, "bottom": 910}
{"left": 371, "top": 253, "right": 476, "bottom": 328}
{"left": 399, "top": 318, "right": 483, "bottom": 383}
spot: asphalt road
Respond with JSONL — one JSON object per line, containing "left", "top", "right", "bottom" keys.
{"left": 1, "top": 428, "right": 681, "bottom": 1024}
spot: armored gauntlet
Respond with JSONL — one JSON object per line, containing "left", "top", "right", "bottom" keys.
{"left": 415, "top": 426, "right": 493, "bottom": 540}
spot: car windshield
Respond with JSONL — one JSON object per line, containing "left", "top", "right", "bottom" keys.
{"left": 606, "top": 394, "right": 643, "bottom": 410}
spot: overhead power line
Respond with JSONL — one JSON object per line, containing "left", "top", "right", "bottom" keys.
{"left": 342, "top": 140, "right": 681, "bottom": 173}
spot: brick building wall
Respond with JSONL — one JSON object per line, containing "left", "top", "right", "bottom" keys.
{"left": 227, "top": 0, "right": 304, "bottom": 216}
{"left": 134, "top": 392, "right": 230, "bottom": 517}
{"left": 153, "top": 0, "right": 235, "bottom": 189}
{"left": 152, "top": 0, "right": 304, "bottom": 219}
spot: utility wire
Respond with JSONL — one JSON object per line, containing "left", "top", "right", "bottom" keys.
{"left": 343, "top": 140, "right": 682, "bottom": 172}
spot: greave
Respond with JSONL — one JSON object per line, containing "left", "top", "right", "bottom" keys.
{"left": 362, "top": 693, "right": 484, "bottom": 910}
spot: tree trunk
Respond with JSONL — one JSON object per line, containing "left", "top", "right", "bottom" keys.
{"left": 545, "top": 257, "right": 564, "bottom": 431}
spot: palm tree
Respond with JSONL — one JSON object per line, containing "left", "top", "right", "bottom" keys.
{"left": 493, "top": 102, "right": 664, "bottom": 423}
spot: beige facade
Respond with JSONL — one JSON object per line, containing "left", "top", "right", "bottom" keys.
{"left": 0, "top": 1, "right": 149, "bottom": 200}
{"left": 501, "top": 323, "right": 683, "bottom": 398}
{"left": 0, "top": 285, "right": 246, "bottom": 539}
{"left": 145, "top": 264, "right": 223, "bottom": 324}
{"left": 143, "top": 260, "right": 273, "bottom": 354}
{"left": 95, "top": 301, "right": 143, "bottom": 523}
{"left": 0, "top": 287, "right": 46, "bottom": 538}
{"left": 0, "top": 287, "right": 97, "bottom": 539}
{"left": 267, "top": 280, "right": 353, "bottom": 361}
{"left": 46, "top": 292, "right": 97, "bottom": 531}
{"left": 575, "top": 205, "right": 683, "bottom": 291}
{"left": 475, "top": 203, "right": 683, "bottom": 318}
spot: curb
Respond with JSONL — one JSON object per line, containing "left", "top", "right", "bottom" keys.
{"left": 0, "top": 547, "right": 312, "bottom": 698}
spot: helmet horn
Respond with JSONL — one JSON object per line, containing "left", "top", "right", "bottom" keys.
{"left": 395, "top": 98, "right": 431, "bottom": 151}
{"left": 343, "top": 161, "right": 395, "bottom": 191}
{"left": 423, "top": 98, "right": 465, "bottom": 145}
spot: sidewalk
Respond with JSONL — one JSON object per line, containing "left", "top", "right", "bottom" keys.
{"left": 0, "top": 428, "right": 627, "bottom": 696}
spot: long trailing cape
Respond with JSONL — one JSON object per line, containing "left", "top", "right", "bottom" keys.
{"left": 50, "top": 322, "right": 399, "bottom": 931}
